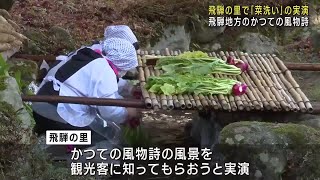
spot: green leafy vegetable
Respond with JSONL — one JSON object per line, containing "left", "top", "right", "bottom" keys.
{"left": 146, "top": 74, "right": 239, "bottom": 95}
{"left": 155, "top": 57, "right": 241, "bottom": 76}
{"left": 0, "top": 54, "right": 9, "bottom": 76}
{"left": 177, "top": 51, "right": 209, "bottom": 58}
{"left": 146, "top": 51, "right": 247, "bottom": 96}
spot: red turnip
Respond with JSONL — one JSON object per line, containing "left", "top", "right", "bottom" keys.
{"left": 232, "top": 83, "right": 248, "bottom": 96}
{"left": 235, "top": 62, "right": 249, "bottom": 72}
{"left": 227, "top": 56, "right": 235, "bottom": 65}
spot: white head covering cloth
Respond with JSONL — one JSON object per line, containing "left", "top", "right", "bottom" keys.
{"left": 104, "top": 25, "right": 138, "bottom": 44}
{"left": 102, "top": 37, "right": 138, "bottom": 71}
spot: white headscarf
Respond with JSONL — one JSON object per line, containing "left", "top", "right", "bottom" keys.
{"left": 104, "top": 25, "right": 138, "bottom": 44}
{"left": 102, "top": 38, "right": 138, "bottom": 71}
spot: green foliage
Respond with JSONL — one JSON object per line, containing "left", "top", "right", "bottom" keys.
{"left": 155, "top": 56, "right": 241, "bottom": 76}
{"left": 14, "top": 70, "right": 22, "bottom": 92}
{"left": 147, "top": 52, "right": 241, "bottom": 95}
{"left": 146, "top": 74, "right": 239, "bottom": 95}
{"left": 0, "top": 55, "right": 35, "bottom": 126}
{"left": 177, "top": 51, "right": 209, "bottom": 58}
{"left": 122, "top": 125, "right": 152, "bottom": 148}
{"left": 0, "top": 55, "right": 9, "bottom": 77}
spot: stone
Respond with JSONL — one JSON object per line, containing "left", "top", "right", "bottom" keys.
{"left": 49, "top": 26, "right": 74, "bottom": 45}
{"left": 7, "top": 58, "right": 39, "bottom": 93}
{"left": 23, "top": 29, "right": 48, "bottom": 54}
{"left": 22, "top": 26, "right": 76, "bottom": 54}
{"left": 190, "top": 111, "right": 222, "bottom": 148}
{"left": 0, "top": 0, "right": 15, "bottom": 11}
{"left": 236, "top": 32, "right": 279, "bottom": 54}
{"left": 189, "top": 15, "right": 225, "bottom": 44}
{"left": 254, "top": 170, "right": 263, "bottom": 179}
{"left": 0, "top": 76, "right": 34, "bottom": 164}
{"left": 149, "top": 25, "right": 191, "bottom": 52}
{"left": 219, "top": 121, "right": 320, "bottom": 179}
{"left": 299, "top": 118, "right": 320, "bottom": 130}
{"left": 310, "top": 26, "right": 320, "bottom": 53}
{"left": 199, "top": 42, "right": 222, "bottom": 52}
{"left": 49, "top": 26, "right": 76, "bottom": 53}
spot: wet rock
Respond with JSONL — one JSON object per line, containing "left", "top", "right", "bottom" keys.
{"left": 219, "top": 121, "right": 320, "bottom": 180}
{"left": 189, "top": 15, "right": 225, "bottom": 44}
{"left": 149, "top": 25, "right": 191, "bottom": 52}
{"left": 23, "top": 26, "right": 76, "bottom": 54}
{"left": 310, "top": 26, "right": 320, "bottom": 53}
{"left": 0, "top": 76, "right": 34, "bottom": 161}
{"left": 7, "top": 58, "right": 38, "bottom": 93}
{"left": 236, "top": 32, "right": 279, "bottom": 54}
{"left": 190, "top": 111, "right": 222, "bottom": 148}
{"left": 23, "top": 28, "right": 48, "bottom": 54}
{"left": 49, "top": 26, "right": 76, "bottom": 52}
{"left": 299, "top": 118, "right": 320, "bottom": 130}
{"left": 0, "top": 0, "right": 15, "bottom": 11}
{"left": 200, "top": 42, "right": 222, "bottom": 51}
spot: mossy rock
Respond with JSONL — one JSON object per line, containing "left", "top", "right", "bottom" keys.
{"left": 0, "top": 76, "right": 34, "bottom": 143}
{"left": 0, "top": 0, "right": 15, "bottom": 11}
{"left": 22, "top": 29, "right": 49, "bottom": 54}
{"left": 8, "top": 58, "right": 38, "bottom": 92}
{"left": 218, "top": 121, "right": 320, "bottom": 179}
{"left": 48, "top": 26, "right": 76, "bottom": 54}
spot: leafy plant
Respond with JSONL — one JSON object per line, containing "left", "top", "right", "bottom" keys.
{"left": 0, "top": 55, "right": 34, "bottom": 120}
{"left": 14, "top": 70, "right": 22, "bottom": 92}
{"left": 155, "top": 56, "right": 242, "bottom": 76}
{"left": 146, "top": 51, "right": 249, "bottom": 96}
{"left": 122, "top": 119, "right": 151, "bottom": 147}
{"left": 0, "top": 55, "right": 9, "bottom": 76}
{"left": 146, "top": 74, "right": 246, "bottom": 96}
{"left": 177, "top": 50, "right": 209, "bottom": 58}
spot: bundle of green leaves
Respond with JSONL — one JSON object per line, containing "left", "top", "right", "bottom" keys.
{"left": 155, "top": 57, "right": 242, "bottom": 76}
{"left": 146, "top": 51, "right": 248, "bottom": 96}
{"left": 146, "top": 74, "right": 239, "bottom": 95}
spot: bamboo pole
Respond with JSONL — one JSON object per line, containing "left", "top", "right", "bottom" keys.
{"left": 165, "top": 48, "right": 192, "bottom": 109}
{"left": 244, "top": 53, "right": 278, "bottom": 111}
{"left": 272, "top": 55, "right": 313, "bottom": 112}
{"left": 141, "top": 51, "right": 160, "bottom": 110}
{"left": 213, "top": 96, "right": 223, "bottom": 109}
{"left": 151, "top": 51, "right": 174, "bottom": 110}
{"left": 188, "top": 94, "right": 197, "bottom": 108}
{"left": 261, "top": 54, "right": 292, "bottom": 104}
{"left": 137, "top": 54, "right": 153, "bottom": 108}
{"left": 21, "top": 95, "right": 320, "bottom": 114}
{"left": 232, "top": 52, "right": 264, "bottom": 110}
{"left": 22, "top": 95, "right": 146, "bottom": 108}
{"left": 139, "top": 82, "right": 152, "bottom": 108}
{"left": 209, "top": 94, "right": 219, "bottom": 110}
{"left": 266, "top": 54, "right": 299, "bottom": 111}
{"left": 183, "top": 94, "right": 193, "bottom": 109}
{"left": 210, "top": 52, "right": 230, "bottom": 111}
{"left": 219, "top": 51, "right": 244, "bottom": 111}
{"left": 238, "top": 52, "right": 269, "bottom": 109}
{"left": 253, "top": 54, "right": 290, "bottom": 111}
{"left": 249, "top": 54, "right": 279, "bottom": 107}
{"left": 267, "top": 54, "right": 307, "bottom": 112}
{"left": 208, "top": 52, "right": 222, "bottom": 110}
{"left": 172, "top": 50, "right": 185, "bottom": 109}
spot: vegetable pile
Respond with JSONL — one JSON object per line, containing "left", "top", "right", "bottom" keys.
{"left": 155, "top": 57, "right": 242, "bottom": 76}
{"left": 145, "top": 51, "right": 249, "bottom": 96}
{"left": 146, "top": 74, "right": 247, "bottom": 96}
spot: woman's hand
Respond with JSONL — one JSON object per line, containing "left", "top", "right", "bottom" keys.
{"left": 131, "top": 86, "right": 142, "bottom": 99}
{"left": 124, "top": 108, "right": 142, "bottom": 128}
{"left": 126, "top": 108, "right": 142, "bottom": 121}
